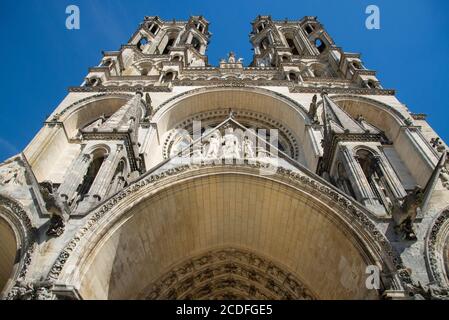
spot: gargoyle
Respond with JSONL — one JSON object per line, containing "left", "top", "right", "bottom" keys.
{"left": 39, "top": 181, "right": 68, "bottom": 237}
{"left": 308, "top": 94, "right": 318, "bottom": 123}
{"left": 391, "top": 186, "right": 423, "bottom": 241}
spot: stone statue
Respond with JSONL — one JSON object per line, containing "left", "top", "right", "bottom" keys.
{"left": 243, "top": 137, "right": 255, "bottom": 158}
{"left": 228, "top": 52, "right": 236, "bottom": 63}
{"left": 308, "top": 94, "right": 318, "bottom": 123}
{"left": 222, "top": 128, "right": 240, "bottom": 158}
{"left": 441, "top": 166, "right": 449, "bottom": 190}
{"left": 205, "top": 132, "right": 221, "bottom": 158}
{"left": 391, "top": 186, "right": 423, "bottom": 241}
{"left": 145, "top": 93, "right": 153, "bottom": 116}
{"left": 0, "top": 164, "right": 25, "bottom": 186}
{"left": 404, "top": 281, "right": 449, "bottom": 300}
{"left": 39, "top": 181, "right": 67, "bottom": 237}
{"left": 6, "top": 281, "right": 56, "bottom": 300}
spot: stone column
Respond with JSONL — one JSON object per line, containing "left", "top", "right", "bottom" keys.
{"left": 340, "top": 146, "right": 383, "bottom": 213}
{"left": 58, "top": 153, "right": 92, "bottom": 203}
{"left": 77, "top": 144, "right": 124, "bottom": 212}
{"left": 375, "top": 152, "right": 407, "bottom": 200}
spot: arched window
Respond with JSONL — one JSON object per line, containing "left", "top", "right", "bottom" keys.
{"left": 162, "top": 36, "right": 177, "bottom": 55}
{"left": 366, "top": 80, "right": 377, "bottom": 89}
{"left": 286, "top": 37, "right": 299, "bottom": 55}
{"left": 259, "top": 37, "right": 270, "bottom": 51}
{"left": 356, "top": 149, "right": 393, "bottom": 211}
{"left": 289, "top": 72, "right": 297, "bottom": 81}
{"left": 85, "top": 77, "right": 101, "bottom": 87}
{"left": 149, "top": 24, "right": 159, "bottom": 35}
{"left": 76, "top": 151, "right": 106, "bottom": 203}
{"left": 162, "top": 71, "right": 175, "bottom": 83}
{"left": 137, "top": 37, "right": 150, "bottom": 51}
{"left": 304, "top": 24, "right": 314, "bottom": 34}
{"left": 352, "top": 61, "right": 363, "bottom": 69}
{"left": 191, "top": 36, "right": 201, "bottom": 51}
{"left": 172, "top": 55, "right": 182, "bottom": 62}
{"left": 101, "top": 59, "right": 112, "bottom": 67}
{"left": 315, "top": 38, "right": 326, "bottom": 53}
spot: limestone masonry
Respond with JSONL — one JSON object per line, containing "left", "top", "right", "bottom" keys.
{"left": 0, "top": 15, "right": 448, "bottom": 300}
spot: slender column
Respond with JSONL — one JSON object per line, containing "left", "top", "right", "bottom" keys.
{"left": 375, "top": 152, "right": 407, "bottom": 200}
{"left": 89, "top": 145, "right": 124, "bottom": 201}
{"left": 77, "top": 145, "right": 124, "bottom": 212}
{"left": 340, "top": 146, "right": 382, "bottom": 209}
{"left": 58, "top": 153, "right": 92, "bottom": 203}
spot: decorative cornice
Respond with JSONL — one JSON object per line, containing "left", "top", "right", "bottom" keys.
{"left": 290, "top": 86, "right": 395, "bottom": 95}
{"left": 426, "top": 210, "right": 449, "bottom": 287}
{"left": 68, "top": 85, "right": 171, "bottom": 93}
{"left": 172, "top": 79, "right": 290, "bottom": 86}
{"left": 0, "top": 194, "right": 36, "bottom": 283}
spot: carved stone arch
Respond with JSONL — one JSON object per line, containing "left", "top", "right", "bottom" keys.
{"left": 147, "top": 87, "right": 315, "bottom": 169}
{"left": 54, "top": 93, "right": 135, "bottom": 138}
{"left": 352, "top": 145, "right": 381, "bottom": 157}
{"left": 316, "top": 94, "right": 436, "bottom": 186}
{"left": 47, "top": 164, "right": 407, "bottom": 299}
{"left": 329, "top": 95, "right": 409, "bottom": 128}
{"left": 138, "top": 246, "right": 318, "bottom": 300}
{"left": 0, "top": 194, "right": 35, "bottom": 297}
{"left": 83, "top": 143, "right": 111, "bottom": 157}
{"left": 160, "top": 109, "right": 301, "bottom": 161}
{"left": 426, "top": 209, "right": 449, "bottom": 287}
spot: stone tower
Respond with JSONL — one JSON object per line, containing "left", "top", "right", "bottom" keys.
{"left": 0, "top": 15, "right": 448, "bottom": 300}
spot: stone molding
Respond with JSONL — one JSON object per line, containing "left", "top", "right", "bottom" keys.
{"left": 0, "top": 195, "right": 36, "bottom": 295}
{"left": 426, "top": 210, "right": 449, "bottom": 287}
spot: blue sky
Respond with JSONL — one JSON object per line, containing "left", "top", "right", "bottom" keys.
{"left": 0, "top": 0, "right": 448, "bottom": 161}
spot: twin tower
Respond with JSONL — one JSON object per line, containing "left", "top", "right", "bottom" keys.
{"left": 0, "top": 15, "right": 448, "bottom": 300}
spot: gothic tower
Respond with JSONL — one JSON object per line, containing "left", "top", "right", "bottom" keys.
{"left": 0, "top": 15, "right": 448, "bottom": 300}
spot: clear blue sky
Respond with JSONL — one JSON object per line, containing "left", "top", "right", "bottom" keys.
{"left": 0, "top": 0, "right": 448, "bottom": 161}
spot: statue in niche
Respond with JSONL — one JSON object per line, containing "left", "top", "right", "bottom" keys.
{"left": 243, "top": 136, "right": 255, "bottom": 158}
{"left": 39, "top": 181, "right": 67, "bottom": 237}
{"left": 145, "top": 93, "right": 153, "bottom": 118}
{"left": 205, "top": 132, "right": 221, "bottom": 158}
{"left": 222, "top": 127, "right": 241, "bottom": 158}
{"left": 308, "top": 94, "right": 318, "bottom": 123}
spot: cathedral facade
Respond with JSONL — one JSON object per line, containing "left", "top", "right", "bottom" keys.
{"left": 0, "top": 15, "right": 448, "bottom": 300}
